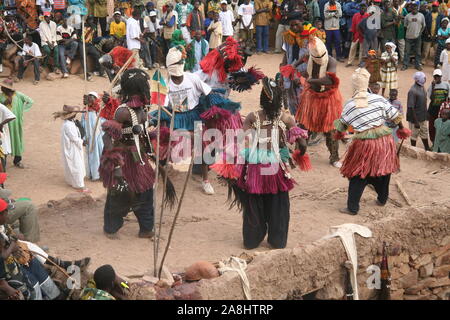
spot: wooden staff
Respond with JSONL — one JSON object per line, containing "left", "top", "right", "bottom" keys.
{"left": 158, "top": 156, "right": 194, "bottom": 279}
{"left": 89, "top": 51, "right": 137, "bottom": 153}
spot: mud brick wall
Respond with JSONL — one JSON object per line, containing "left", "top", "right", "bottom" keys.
{"left": 194, "top": 206, "right": 450, "bottom": 300}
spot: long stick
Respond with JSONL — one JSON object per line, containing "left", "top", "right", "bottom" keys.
{"left": 155, "top": 76, "right": 176, "bottom": 279}
{"left": 29, "top": 250, "right": 74, "bottom": 280}
{"left": 152, "top": 69, "right": 163, "bottom": 277}
{"left": 89, "top": 51, "right": 137, "bottom": 153}
{"left": 397, "top": 138, "right": 404, "bottom": 157}
{"left": 158, "top": 156, "right": 194, "bottom": 279}
{"left": 82, "top": 18, "right": 87, "bottom": 82}
{"left": 395, "top": 178, "right": 412, "bottom": 206}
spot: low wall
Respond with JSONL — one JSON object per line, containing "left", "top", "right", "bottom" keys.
{"left": 194, "top": 205, "right": 450, "bottom": 300}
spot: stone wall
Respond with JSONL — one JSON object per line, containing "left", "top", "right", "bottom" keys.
{"left": 194, "top": 205, "right": 450, "bottom": 300}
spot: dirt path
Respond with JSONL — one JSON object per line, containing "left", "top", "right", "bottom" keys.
{"left": 4, "top": 53, "right": 445, "bottom": 276}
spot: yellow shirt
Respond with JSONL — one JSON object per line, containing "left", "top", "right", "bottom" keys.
{"left": 431, "top": 12, "right": 438, "bottom": 36}
{"left": 110, "top": 21, "right": 126, "bottom": 38}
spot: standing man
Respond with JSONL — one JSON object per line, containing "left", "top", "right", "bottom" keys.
{"left": 237, "top": 0, "right": 255, "bottom": 52}
{"left": 393, "top": 0, "right": 407, "bottom": 65}
{"left": 161, "top": 3, "right": 177, "bottom": 57}
{"left": 359, "top": 6, "right": 379, "bottom": 60}
{"left": 347, "top": 3, "right": 369, "bottom": 67}
{"left": 90, "top": 0, "right": 108, "bottom": 37}
{"left": 81, "top": 92, "right": 103, "bottom": 181}
{"left": 295, "top": 37, "right": 343, "bottom": 168}
{"left": 254, "top": 0, "right": 272, "bottom": 54}
{"left": 324, "top": 0, "right": 344, "bottom": 62}
{"left": 186, "top": 0, "right": 204, "bottom": 37}
{"left": 175, "top": 0, "right": 194, "bottom": 42}
{"left": 335, "top": 68, "right": 409, "bottom": 215}
{"left": 39, "top": 12, "right": 60, "bottom": 74}
{"left": 100, "top": 69, "right": 155, "bottom": 239}
{"left": 219, "top": 0, "right": 235, "bottom": 42}
{"left": 57, "top": 18, "right": 78, "bottom": 79}
{"left": 427, "top": 69, "right": 450, "bottom": 144}
{"left": 274, "top": 0, "right": 290, "bottom": 54}
{"left": 407, "top": 72, "right": 430, "bottom": 150}
{"left": 402, "top": 2, "right": 425, "bottom": 71}
{"left": 342, "top": 0, "right": 361, "bottom": 59}
{"left": 0, "top": 80, "right": 33, "bottom": 169}
{"left": 380, "top": 0, "right": 397, "bottom": 50}
{"left": 423, "top": 2, "right": 443, "bottom": 66}
{"left": 126, "top": 10, "right": 145, "bottom": 70}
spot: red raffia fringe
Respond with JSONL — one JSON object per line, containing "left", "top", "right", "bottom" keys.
{"left": 237, "top": 163, "right": 295, "bottom": 194}
{"left": 340, "top": 134, "right": 399, "bottom": 179}
{"left": 99, "top": 148, "right": 124, "bottom": 189}
{"left": 396, "top": 127, "right": 412, "bottom": 140}
{"left": 296, "top": 72, "right": 343, "bottom": 133}
{"left": 101, "top": 120, "right": 123, "bottom": 140}
{"left": 210, "top": 163, "right": 242, "bottom": 180}
{"left": 121, "top": 147, "right": 155, "bottom": 193}
{"left": 292, "top": 151, "right": 312, "bottom": 171}
{"left": 280, "top": 64, "right": 297, "bottom": 80}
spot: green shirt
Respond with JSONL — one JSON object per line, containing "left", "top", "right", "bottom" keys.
{"left": 433, "top": 118, "right": 450, "bottom": 153}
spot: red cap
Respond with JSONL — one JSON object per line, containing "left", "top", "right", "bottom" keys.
{"left": 0, "top": 198, "right": 8, "bottom": 212}
{"left": 0, "top": 173, "right": 6, "bottom": 184}
{"left": 432, "top": 1, "right": 439, "bottom": 6}
{"left": 43, "top": 12, "right": 51, "bottom": 17}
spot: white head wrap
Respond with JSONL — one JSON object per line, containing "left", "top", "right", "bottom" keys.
{"left": 166, "top": 47, "right": 185, "bottom": 77}
{"left": 385, "top": 42, "right": 396, "bottom": 52}
{"left": 352, "top": 68, "right": 371, "bottom": 108}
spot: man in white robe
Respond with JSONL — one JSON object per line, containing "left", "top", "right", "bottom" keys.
{"left": 0, "top": 103, "right": 16, "bottom": 171}
{"left": 54, "top": 105, "right": 88, "bottom": 192}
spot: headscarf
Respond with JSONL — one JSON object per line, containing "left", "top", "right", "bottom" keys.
{"left": 166, "top": 46, "right": 186, "bottom": 76}
{"left": 385, "top": 42, "right": 396, "bottom": 52}
{"left": 352, "top": 68, "right": 371, "bottom": 108}
{"left": 307, "top": 37, "right": 328, "bottom": 79}
{"left": 413, "top": 71, "right": 426, "bottom": 86}
{"left": 170, "top": 29, "right": 186, "bottom": 48}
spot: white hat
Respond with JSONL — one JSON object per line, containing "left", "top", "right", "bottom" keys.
{"left": 446, "top": 38, "right": 450, "bottom": 44}
{"left": 166, "top": 47, "right": 185, "bottom": 77}
{"left": 88, "top": 91, "right": 99, "bottom": 99}
{"left": 113, "top": 11, "right": 121, "bottom": 16}
{"left": 220, "top": 0, "right": 228, "bottom": 4}
{"left": 368, "top": 7, "right": 376, "bottom": 14}
{"left": 149, "top": 11, "right": 157, "bottom": 17}
{"left": 433, "top": 69, "right": 443, "bottom": 76}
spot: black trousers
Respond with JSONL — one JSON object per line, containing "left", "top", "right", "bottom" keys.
{"left": 240, "top": 190, "right": 290, "bottom": 249}
{"left": 347, "top": 174, "right": 391, "bottom": 213}
{"left": 104, "top": 188, "right": 154, "bottom": 234}
{"left": 78, "top": 43, "right": 103, "bottom": 74}
{"left": 93, "top": 17, "right": 107, "bottom": 37}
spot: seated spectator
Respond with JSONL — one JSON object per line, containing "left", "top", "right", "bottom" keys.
{"left": 433, "top": 108, "right": 450, "bottom": 153}
{"left": 110, "top": 11, "right": 126, "bottom": 40}
{"left": 17, "top": 36, "right": 42, "bottom": 85}
{"left": 57, "top": 18, "right": 79, "bottom": 78}
{"left": 39, "top": 12, "right": 60, "bottom": 74}
{"left": 80, "top": 264, "right": 128, "bottom": 300}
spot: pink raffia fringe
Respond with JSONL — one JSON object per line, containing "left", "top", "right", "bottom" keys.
{"left": 237, "top": 163, "right": 295, "bottom": 194}
{"left": 99, "top": 149, "right": 124, "bottom": 189}
{"left": 102, "top": 120, "right": 123, "bottom": 140}
{"left": 396, "top": 127, "right": 412, "bottom": 140}
{"left": 340, "top": 134, "right": 399, "bottom": 179}
{"left": 292, "top": 151, "right": 312, "bottom": 171}
{"left": 287, "top": 127, "right": 309, "bottom": 144}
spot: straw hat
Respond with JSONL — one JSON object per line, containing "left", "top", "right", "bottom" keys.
{"left": 0, "top": 79, "right": 15, "bottom": 91}
{"left": 53, "top": 105, "right": 84, "bottom": 120}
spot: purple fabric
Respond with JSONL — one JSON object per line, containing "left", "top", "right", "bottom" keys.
{"left": 237, "top": 163, "right": 295, "bottom": 194}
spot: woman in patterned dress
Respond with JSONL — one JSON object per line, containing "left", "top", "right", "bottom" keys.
{"left": 380, "top": 42, "right": 398, "bottom": 97}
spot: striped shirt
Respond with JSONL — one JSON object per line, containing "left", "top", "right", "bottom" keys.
{"left": 53, "top": 0, "right": 65, "bottom": 10}
{"left": 340, "top": 94, "right": 399, "bottom": 132}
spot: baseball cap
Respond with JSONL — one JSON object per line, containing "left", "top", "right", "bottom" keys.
{"left": 0, "top": 199, "right": 8, "bottom": 212}
{"left": 149, "top": 11, "right": 157, "bottom": 17}
{"left": 220, "top": 0, "right": 228, "bottom": 4}
{"left": 433, "top": 69, "right": 443, "bottom": 76}
{"left": 432, "top": 1, "right": 439, "bottom": 6}
{"left": 88, "top": 91, "right": 99, "bottom": 99}
{"left": 114, "top": 11, "right": 122, "bottom": 16}
{"left": 43, "top": 12, "right": 51, "bottom": 17}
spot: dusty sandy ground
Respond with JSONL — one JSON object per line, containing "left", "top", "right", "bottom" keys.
{"left": 3, "top": 53, "right": 448, "bottom": 276}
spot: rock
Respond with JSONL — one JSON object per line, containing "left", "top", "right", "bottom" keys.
{"left": 432, "top": 288, "right": 443, "bottom": 295}
{"left": 429, "top": 277, "right": 450, "bottom": 288}
{"left": 404, "top": 278, "right": 436, "bottom": 295}
{"left": 437, "top": 289, "right": 450, "bottom": 300}
{"left": 46, "top": 72, "right": 59, "bottom": 81}
{"left": 403, "top": 294, "right": 427, "bottom": 300}
{"left": 145, "top": 266, "right": 174, "bottom": 286}
{"left": 399, "top": 263, "right": 410, "bottom": 275}
{"left": 390, "top": 289, "right": 404, "bottom": 300}
{"left": 315, "top": 283, "right": 345, "bottom": 300}
{"left": 185, "top": 261, "right": 219, "bottom": 281}
{"left": 128, "top": 282, "right": 157, "bottom": 300}
{"left": 425, "top": 151, "right": 438, "bottom": 161}
{"left": 435, "top": 153, "right": 448, "bottom": 162}
{"left": 436, "top": 254, "right": 450, "bottom": 267}
{"left": 432, "top": 265, "right": 450, "bottom": 278}
{"left": 398, "top": 270, "right": 418, "bottom": 289}
{"left": 433, "top": 244, "right": 450, "bottom": 258}
{"left": 441, "top": 236, "right": 450, "bottom": 247}
{"left": 399, "top": 252, "right": 409, "bottom": 264}
{"left": 410, "top": 254, "right": 419, "bottom": 261}
{"left": 411, "top": 229, "right": 421, "bottom": 236}
{"left": 419, "top": 263, "right": 434, "bottom": 278}
{"left": 412, "top": 254, "right": 432, "bottom": 269}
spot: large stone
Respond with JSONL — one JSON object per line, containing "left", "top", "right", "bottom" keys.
{"left": 403, "top": 294, "right": 427, "bottom": 300}
{"left": 425, "top": 151, "right": 438, "bottom": 161}
{"left": 419, "top": 263, "right": 434, "bottom": 278}
{"left": 145, "top": 266, "right": 174, "bottom": 286}
{"left": 432, "top": 265, "right": 450, "bottom": 278}
{"left": 315, "top": 282, "right": 345, "bottom": 300}
{"left": 441, "top": 236, "right": 450, "bottom": 247}
{"left": 429, "top": 277, "right": 450, "bottom": 288}
{"left": 404, "top": 278, "right": 436, "bottom": 295}
{"left": 433, "top": 244, "right": 450, "bottom": 258}
{"left": 390, "top": 289, "right": 404, "bottom": 300}
{"left": 412, "top": 254, "right": 432, "bottom": 269}
{"left": 399, "top": 263, "right": 411, "bottom": 275}
{"left": 398, "top": 270, "right": 419, "bottom": 289}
